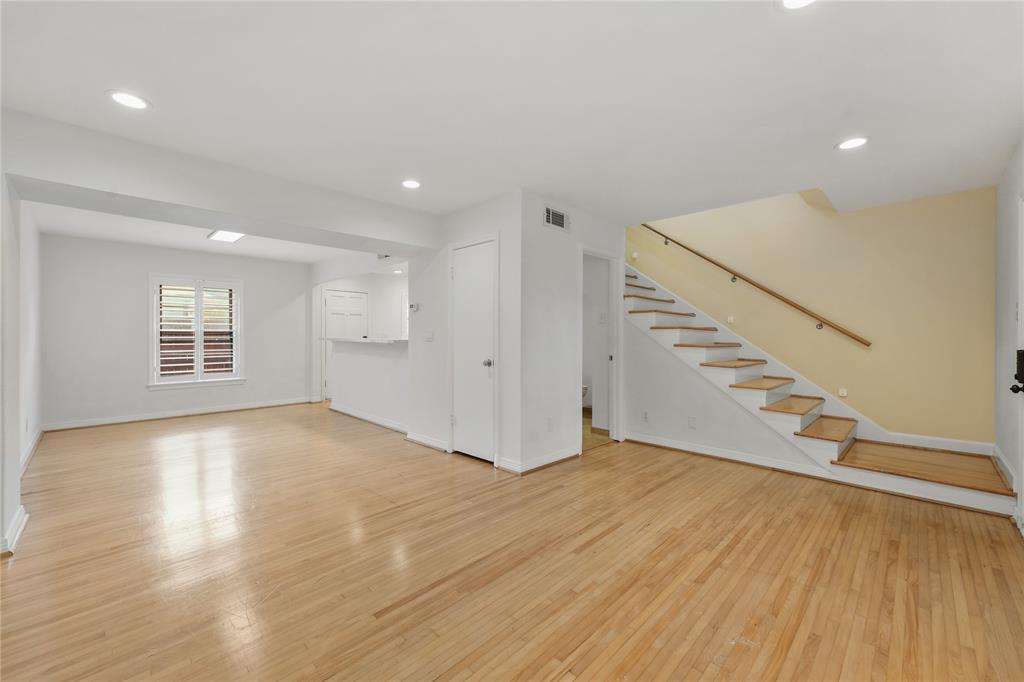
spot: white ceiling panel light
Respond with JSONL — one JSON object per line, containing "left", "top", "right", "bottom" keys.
{"left": 401, "top": 179, "right": 421, "bottom": 189}
{"left": 393, "top": 269, "right": 403, "bottom": 274}
{"left": 782, "top": 0, "right": 818, "bottom": 9}
{"left": 837, "top": 136, "right": 868, "bottom": 150}
{"left": 208, "top": 230, "right": 246, "bottom": 242}
{"left": 107, "top": 90, "right": 150, "bottom": 109}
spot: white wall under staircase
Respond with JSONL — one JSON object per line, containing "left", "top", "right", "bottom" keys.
{"left": 623, "top": 266, "right": 1017, "bottom": 515}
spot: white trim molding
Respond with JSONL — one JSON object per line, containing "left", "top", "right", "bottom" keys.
{"left": 328, "top": 403, "right": 407, "bottom": 434}
{"left": 405, "top": 432, "right": 448, "bottom": 451}
{"left": 20, "top": 429, "right": 42, "bottom": 477}
{"left": 42, "top": 396, "right": 312, "bottom": 431}
{"left": 1, "top": 506, "right": 29, "bottom": 554}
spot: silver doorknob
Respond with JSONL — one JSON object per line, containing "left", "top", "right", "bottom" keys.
{"left": 483, "top": 359, "right": 493, "bottom": 367}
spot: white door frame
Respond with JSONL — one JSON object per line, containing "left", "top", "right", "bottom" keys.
{"left": 447, "top": 234, "right": 501, "bottom": 463}
{"left": 578, "top": 246, "right": 625, "bottom": 450}
{"left": 1017, "top": 194, "right": 1024, "bottom": 519}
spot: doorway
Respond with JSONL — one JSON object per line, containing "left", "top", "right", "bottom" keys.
{"left": 450, "top": 239, "right": 498, "bottom": 462}
{"left": 322, "top": 289, "right": 367, "bottom": 399}
{"left": 581, "top": 252, "right": 617, "bottom": 451}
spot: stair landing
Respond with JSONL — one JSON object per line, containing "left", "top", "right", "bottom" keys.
{"left": 834, "top": 440, "right": 1013, "bottom": 497}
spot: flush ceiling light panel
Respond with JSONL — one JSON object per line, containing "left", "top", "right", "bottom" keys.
{"left": 108, "top": 90, "right": 150, "bottom": 109}
{"left": 837, "top": 137, "right": 868, "bottom": 150}
{"left": 208, "top": 230, "right": 245, "bottom": 242}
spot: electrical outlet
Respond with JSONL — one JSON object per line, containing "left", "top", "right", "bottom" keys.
{"left": 838, "top": 387, "right": 848, "bottom": 398}
{"left": 688, "top": 415, "right": 697, "bottom": 430}
{"left": 425, "top": 330, "right": 434, "bottom": 342}
{"left": 642, "top": 411, "right": 649, "bottom": 423}
{"left": 727, "top": 315, "right": 735, "bottom": 324}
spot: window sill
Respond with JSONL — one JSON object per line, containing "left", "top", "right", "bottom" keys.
{"left": 148, "top": 377, "right": 247, "bottom": 391}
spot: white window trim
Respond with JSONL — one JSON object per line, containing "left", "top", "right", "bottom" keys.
{"left": 149, "top": 274, "right": 245, "bottom": 388}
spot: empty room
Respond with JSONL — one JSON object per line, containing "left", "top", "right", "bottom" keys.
{"left": 1, "top": 1, "right": 1023, "bottom": 680}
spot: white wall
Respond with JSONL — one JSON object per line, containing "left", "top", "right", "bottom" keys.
{"left": 328, "top": 341, "right": 409, "bottom": 433}
{"left": 406, "top": 190, "right": 525, "bottom": 459}
{"left": 519, "top": 190, "right": 623, "bottom": 471}
{"left": 582, "top": 254, "right": 610, "bottom": 428}
{"left": 40, "top": 234, "right": 312, "bottom": 428}
{"left": 18, "top": 203, "right": 41, "bottom": 472}
{"left": 1, "top": 173, "right": 25, "bottom": 551}
{"left": 996, "top": 142, "right": 1023, "bottom": 496}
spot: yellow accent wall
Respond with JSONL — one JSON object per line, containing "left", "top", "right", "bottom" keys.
{"left": 628, "top": 187, "right": 996, "bottom": 442}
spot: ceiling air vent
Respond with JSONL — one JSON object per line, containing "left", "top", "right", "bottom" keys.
{"left": 544, "top": 207, "right": 569, "bottom": 230}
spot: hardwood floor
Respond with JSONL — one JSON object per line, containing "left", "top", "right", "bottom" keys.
{"left": 4, "top": 403, "right": 1024, "bottom": 680}
{"left": 582, "top": 410, "right": 613, "bottom": 452}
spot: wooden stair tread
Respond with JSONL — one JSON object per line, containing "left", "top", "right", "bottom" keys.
{"left": 795, "top": 415, "right": 856, "bottom": 442}
{"left": 701, "top": 358, "right": 767, "bottom": 368}
{"left": 625, "top": 273, "right": 638, "bottom": 279}
{"left": 650, "top": 325, "right": 717, "bottom": 331}
{"left": 760, "top": 395, "right": 825, "bottom": 415}
{"left": 625, "top": 282, "right": 656, "bottom": 291}
{"left": 628, "top": 309, "right": 695, "bottom": 317}
{"left": 730, "top": 376, "right": 795, "bottom": 391}
{"left": 624, "top": 294, "right": 674, "bottom": 303}
{"left": 833, "top": 440, "right": 1014, "bottom": 497}
{"left": 675, "top": 342, "right": 741, "bottom": 348}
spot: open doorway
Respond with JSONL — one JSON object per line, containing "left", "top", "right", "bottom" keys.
{"left": 581, "top": 252, "right": 616, "bottom": 451}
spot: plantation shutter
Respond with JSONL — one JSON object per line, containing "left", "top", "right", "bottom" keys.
{"left": 158, "top": 284, "right": 197, "bottom": 377}
{"left": 202, "top": 286, "right": 235, "bottom": 375}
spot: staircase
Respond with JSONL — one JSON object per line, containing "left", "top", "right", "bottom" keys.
{"left": 623, "top": 268, "right": 1016, "bottom": 514}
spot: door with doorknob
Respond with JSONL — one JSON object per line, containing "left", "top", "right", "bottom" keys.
{"left": 451, "top": 239, "right": 496, "bottom": 462}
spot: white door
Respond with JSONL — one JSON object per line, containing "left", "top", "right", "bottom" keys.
{"left": 323, "top": 290, "right": 368, "bottom": 399}
{"left": 451, "top": 240, "right": 496, "bottom": 462}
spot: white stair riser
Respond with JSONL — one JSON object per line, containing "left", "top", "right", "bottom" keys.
{"left": 673, "top": 329, "right": 717, "bottom": 344}
{"left": 798, "top": 434, "right": 855, "bottom": 463}
{"left": 759, "top": 404, "right": 823, "bottom": 432}
{"left": 674, "top": 346, "right": 739, "bottom": 364}
{"left": 699, "top": 364, "right": 765, "bottom": 387}
{"left": 626, "top": 296, "right": 682, "bottom": 312}
{"left": 656, "top": 313, "right": 695, "bottom": 326}
{"left": 730, "top": 385, "right": 793, "bottom": 408}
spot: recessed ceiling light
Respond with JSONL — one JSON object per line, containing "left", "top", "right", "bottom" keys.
{"left": 108, "top": 90, "right": 150, "bottom": 109}
{"left": 402, "top": 179, "right": 421, "bottom": 189}
{"left": 837, "top": 137, "right": 868, "bottom": 150}
{"left": 393, "top": 269, "right": 403, "bottom": 274}
{"left": 782, "top": 0, "right": 817, "bottom": 8}
{"left": 208, "top": 230, "right": 245, "bottom": 243}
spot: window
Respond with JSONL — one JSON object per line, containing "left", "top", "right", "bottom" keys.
{"left": 151, "top": 276, "right": 242, "bottom": 386}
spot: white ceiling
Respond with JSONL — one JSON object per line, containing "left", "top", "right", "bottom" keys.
{"left": 3, "top": 2, "right": 1021, "bottom": 223}
{"left": 27, "top": 201, "right": 360, "bottom": 263}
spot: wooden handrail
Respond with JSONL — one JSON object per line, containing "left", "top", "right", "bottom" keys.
{"left": 640, "top": 223, "right": 872, "bottom": 347}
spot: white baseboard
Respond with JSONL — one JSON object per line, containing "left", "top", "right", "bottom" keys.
{"left": 405, "top": 432, "right": 448, "bottom": 451}
{"left": 886, "top": 431, "right": 994, "bottom": 456}
{"left": 626, "top": 431, "right": 824, "bottom": 479}
{"left": 41, "top": 397, "right": 313, "bottom": 431}
{"left": 1, "top": 506, "right": 29, "bottom": 554}
{"left": 20, "top": 429, "right": 42, "bottom": 477}
{"left": 994, "top": 444, "right": 1017, "bottom": 492}
{"left": 329, "top": 403, "right": 407, "bottom": 434}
